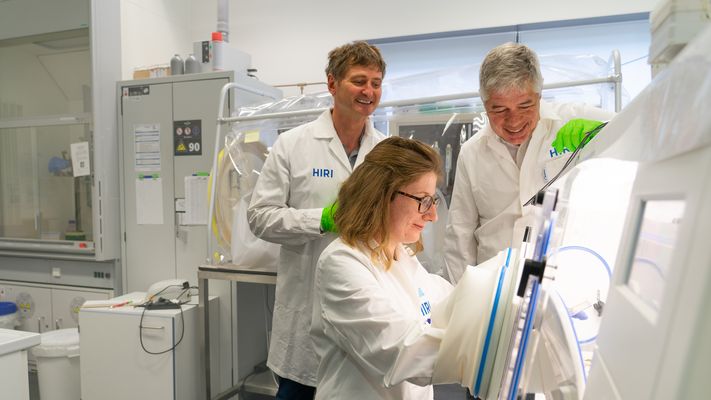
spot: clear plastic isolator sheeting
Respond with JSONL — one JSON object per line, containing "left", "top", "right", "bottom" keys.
{"left": 212, "top": 52, "right": 623, "bottom": 278}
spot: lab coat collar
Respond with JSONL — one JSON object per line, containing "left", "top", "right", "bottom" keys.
{"left": 481, "top": 125, "right": 518, "bottom": 170}
{"left": 312, "top": 109, "right": 375, "bottom": 140}
{"left": 316, "top": 109, "right": 377, "bottom": 171}
{"left": 312, "top": 110, "right": 339, "bottom": 139}
{"left": 539, "top": 100, "right": 561, "bottom": 122}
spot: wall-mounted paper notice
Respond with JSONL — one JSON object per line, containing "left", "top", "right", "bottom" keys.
{"left": 70, "top": 141, "right": 91, "bottom": 177}
{"left": 136, "top": 175, "right": 163, "bottom": 225}
{"left": 184, "top": 175, "right": 208, "bottom": 225}
{"left": 134, "top": 123, "right": 161, "bottom": 172}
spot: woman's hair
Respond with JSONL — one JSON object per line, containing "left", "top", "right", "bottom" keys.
{"left": 335, "top": 137, "right": 441, "bottom": 269}
{"left": 325, "top": 41, "right": 387, "bottom": 81}
{"left": 479, "top": 42, "right": 542, "bottom": 101}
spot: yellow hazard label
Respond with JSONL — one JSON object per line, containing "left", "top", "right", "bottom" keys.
{"left": 177, "top": 143, "right": 187, "bottom": 152}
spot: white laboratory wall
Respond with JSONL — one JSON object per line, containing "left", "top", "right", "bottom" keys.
{"left": 186, "top": 0, "right": 657, "bottom": 96}
{"left": 119, "top": 0, "right": 657, "bottom": 96}
{"left": 119, "top": 0, "right": 194, "bottom": 80}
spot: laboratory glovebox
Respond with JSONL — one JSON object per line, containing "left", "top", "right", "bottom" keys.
{"left": 79, "top": 292, "right": 219, "bottom": 400}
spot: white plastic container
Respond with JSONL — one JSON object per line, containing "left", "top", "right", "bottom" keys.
{"left": 32, "top": 328, "right": 80, "bottom": 400}
{"left": 0, "top": 302, "right": 18, "bottom": 329}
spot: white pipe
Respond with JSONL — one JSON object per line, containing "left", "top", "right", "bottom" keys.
{"left": 217, "top": 0, "right": 229, "bottom": 43}
{"left": 611, "top": 49, "right": 623, "bottom": 112}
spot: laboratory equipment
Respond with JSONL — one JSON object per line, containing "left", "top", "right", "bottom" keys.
{"left": 79, "top": 292, "right": 219, "bottom": 400}
{"left": 170, "top": 54, "right": 184, "bottom": 75}
{"left": 581, "top": 24, "right": 711, "bottom": 400}
{"left": 434, "top": 23, "right": 711, "bottom": 399}
{"left": 648, "top": 0, "right": 711, "bottom": 75}
{"left": 0, "top": 0, "right": 121, "bottom": 261}
{"left": 185, "top": 54, "right": 200, "bottom": 74}
{"left": 0, "top": 1, "right": 121, "bottom": 349}
{"left": 143, "top": 278, "right": 191, "bottom": 305}
{"left": 191, "top": 37, "right": 253, "bottom": 74}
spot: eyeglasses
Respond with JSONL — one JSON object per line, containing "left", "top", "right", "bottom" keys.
{"left": 395, "top": 191, "right": 440, "bottom": 214}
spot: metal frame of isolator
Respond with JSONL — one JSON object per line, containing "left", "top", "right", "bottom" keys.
{"left": 200, "top": 50, "right": 622, "bottom": 400}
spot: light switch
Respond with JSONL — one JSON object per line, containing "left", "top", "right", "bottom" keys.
{"left": 52, "top": 267, "right": 61, "bottom": 278}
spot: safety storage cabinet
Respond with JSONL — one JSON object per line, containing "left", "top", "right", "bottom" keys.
{"left": 118, "top": 71, "right": 281, "bottom": 292}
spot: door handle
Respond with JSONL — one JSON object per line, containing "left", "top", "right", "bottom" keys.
{"left": 140, "top": 325, "right": 166, "bottom": 330}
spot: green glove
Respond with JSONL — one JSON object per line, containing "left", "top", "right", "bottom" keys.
{"left": 320, "top": 201, "right": 339, "bottom": 233}
{"left": 551, "top": 119, "right": 604, "bottom": 154}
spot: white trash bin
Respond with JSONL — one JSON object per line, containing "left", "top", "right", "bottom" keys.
{"left": 31, "top": 328, "right": 80, "bottom": 400}
{"left": 0, "top": 301, "right": 18, "bottom": 329}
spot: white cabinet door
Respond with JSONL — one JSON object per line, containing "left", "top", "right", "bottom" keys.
{"left": 0, "top": 284, "right": 52, "bottom": 333}
{"left": 51, "top": 288, "right": 111, "bottom": 330}
{"left": 80, "top": 310, "right": 178, "bottom": 400}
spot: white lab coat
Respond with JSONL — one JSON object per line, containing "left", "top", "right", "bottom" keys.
{"left": 311, "top": 239, "right": 453, "bottom": 400}
{"left": 247, "top": 110, "right": 385, "bottom": 386}
{"left": 444, "top": 101, "right": 614, "bottom": 283}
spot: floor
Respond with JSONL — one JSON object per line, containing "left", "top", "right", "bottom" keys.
{"left": 434, "top": 384, "right": 469, "bottom": 399}
{"left": 235, "top": 384, "right": 469, "bottom": 399}
{"left": 29, "top": 370, "right": 469, "bottom": 400}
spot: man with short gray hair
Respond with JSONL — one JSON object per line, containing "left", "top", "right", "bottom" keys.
{"left": 444, "top": 42, "right": 613, "bottom": 283}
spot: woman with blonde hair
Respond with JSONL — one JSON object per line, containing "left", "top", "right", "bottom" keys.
{"left": 311, "top": 136, "right": 454, "bottom": 399}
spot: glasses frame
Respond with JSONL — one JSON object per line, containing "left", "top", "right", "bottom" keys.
{"left": 395, "top": 190, "right": 439, "bottom": 214}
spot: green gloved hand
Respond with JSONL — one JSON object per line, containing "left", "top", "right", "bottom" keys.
{"left": 320, "top": 201, "right": 339, "bottom": 233}
{"left": 551, "top": 119, "right": 604, "bottom": 154}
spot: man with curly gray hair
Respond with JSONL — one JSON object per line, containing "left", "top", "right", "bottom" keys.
{"left": 444, "top": 42, "right": 613, "bottom": 283}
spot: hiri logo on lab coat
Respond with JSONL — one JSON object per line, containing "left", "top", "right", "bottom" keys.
{"left": 548, "top": 147, "right": 571, "bottom": 158}
{"left": 312, "top": 168, "right": 335, "bottom": 178}
{"left": 418, "top": 288, "right": 432, "bottom": 325}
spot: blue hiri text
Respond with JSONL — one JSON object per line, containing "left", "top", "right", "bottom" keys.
{"left": 312, "top": 168, "right": 334, "bottom": 178}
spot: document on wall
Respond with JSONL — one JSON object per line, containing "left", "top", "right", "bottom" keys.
{"left": 134, "top": 123, "right": 161, "bottom": 172}
{"left": 136, "top": 175, "right": 164, "bottom": 225}
{"left": 183, "top": 174, "right": 208, "bottom": 225}
{"left": 70, "top": 141, "right": 91, "bottom": 177}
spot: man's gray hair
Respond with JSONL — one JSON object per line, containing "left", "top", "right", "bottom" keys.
{"left": 479, "top": 43, "right": 543, "bottom": 102}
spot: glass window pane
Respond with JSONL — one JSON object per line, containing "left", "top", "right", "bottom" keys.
{"left": 0, "top": 123, "right": 92, "bottom": 241}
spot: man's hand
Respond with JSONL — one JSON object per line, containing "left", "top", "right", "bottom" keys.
{"left": 320, "top": 201, "right": 339, "bottom": 233}
{"left": 551, "top": 119, "right": 604, "bottom": 153}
